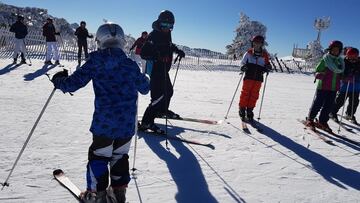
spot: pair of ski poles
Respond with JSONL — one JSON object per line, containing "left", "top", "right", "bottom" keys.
{"left": 224, "top": 70, "right": 269, "bottom": 121}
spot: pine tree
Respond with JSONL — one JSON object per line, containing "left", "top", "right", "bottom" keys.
{"left": 226, "top": 13, "right": 267, "bottom": 58}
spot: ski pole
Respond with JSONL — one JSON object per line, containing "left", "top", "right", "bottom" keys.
{"left": 22, "top": 39, "right": 32, "bottom": 66}
{"left": 224, "top": 71, "right": 244, "bottom": 119}
{"left": 257, "top": 73, "right": 269, "bottom": 121}
{"left": 131, "top": 97, "right": 139, "bottom": 175}
{"left": 350, "top": 76, "right": 355, "bottom": 120}
{"left": 172, "top": 55, "right": 182, "bottom": 88}
{"left": 1, "top": 88, "right": 56, "bottom": 190}
{"left": 338, "top": 80, "right": 350, "bottom": 133}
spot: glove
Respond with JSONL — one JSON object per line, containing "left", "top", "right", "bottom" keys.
{"left": 52, "top": 69, "right": 68, "bottom": 84}
{"left": 240, "top": 65, "right": 247, "bottom": 72}
{"left": 55, "top": 32, "right": 60, "bottom": 35}
{"left": 89, "top": 34, "right": 94, "bottom": 38}
{"left": 315, "top": 73, "right": 324, "bottom": 80}
{"left": 176, "top": 49, "right": 185, "bottom": 59}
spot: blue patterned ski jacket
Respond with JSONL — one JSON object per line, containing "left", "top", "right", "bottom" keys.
{"left": 53, "top": 48, "right": 150, "bottom": 139}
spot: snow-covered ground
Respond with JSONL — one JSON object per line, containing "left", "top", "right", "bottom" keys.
{"left": 0, "top": 59, "right": 359, "bottom": 203}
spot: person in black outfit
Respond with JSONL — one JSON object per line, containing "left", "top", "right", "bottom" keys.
{"left": 42, "top": 18, "right": 61, "bottom": 65}
{"left": 9, "top": 15, "right": 28, "bottom": 64}
{"left": 138, "top": 10, "right": 185, "bottom": 133}
{"left": 75, "top": 21, "right": 93, "bottom": 65}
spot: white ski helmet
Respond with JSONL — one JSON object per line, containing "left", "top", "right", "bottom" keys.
{"left": 96, "top": 23, "right": 125, "bottom": 50}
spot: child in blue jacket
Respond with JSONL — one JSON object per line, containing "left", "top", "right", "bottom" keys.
{"left": 51, "top": 23, "right": 149, "bottom": 203}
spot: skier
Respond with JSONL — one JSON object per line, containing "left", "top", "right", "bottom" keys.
{"left": 138, "top": 10, "right": 185, "bottom": 133}
{"left": 238, "top": 35, "right": 271, "bottom": 122}
{"left": 51, "top": 22, "right": 150, "bottom": 203}
{"left": 129, "top": 31, "right": 148, "bottom": 72}
{"left": 42, "top": 18, "right": 61, "bottom": 65}
{"left": 75, "top": 21, "right": 93, "bottom": 66}
{"left": 330, "top": 47, "right": 360, "bottom": 124}
{"left": 9, "top": 15, "right": 28, "bottom": 64}
{"left": 305, "top": 40, "right": 345, "bottom": 131}
{"left": 129, "top": 31, "right": 148, "bottom": 55}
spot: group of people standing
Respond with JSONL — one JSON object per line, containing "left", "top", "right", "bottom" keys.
{"left": 305, "top": 41, "right": 360, "bottom": 132}
{"left": 8, "top": 9, "right": 359, "bottom": 203}
{"left": 9, "top": 16, "right": 93, "bottom": 66}
{"left": 50, "top": 10, "right": 184, "bottom": 203}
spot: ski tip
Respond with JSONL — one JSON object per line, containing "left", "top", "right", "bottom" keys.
{"left": 208, "top": 144, "right": 215, "bottom": 150}
{"left": 53, "top": 169, "right": 64, "bottom": 176}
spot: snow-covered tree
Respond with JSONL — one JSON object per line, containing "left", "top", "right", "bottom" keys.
{"left": 226, "top": 13, "right": 267, "bottom": 58}
{"left": 306, "top": 40, "right": 324, "bottom": 68}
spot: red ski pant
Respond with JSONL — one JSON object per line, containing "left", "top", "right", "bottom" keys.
{"left": 239, "top": 79, "right": 262, "bottom": 108}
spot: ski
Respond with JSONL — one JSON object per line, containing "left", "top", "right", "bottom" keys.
{"left": 247, "top": 120, "right": 264, "bottom": 132}
{"left": 154, "top": 116, "right": 223, "bottom": 125}
{"left": 298, "top": 119, "right": 335, "bottom": 145}
{"left": 140, "top": 131, "right": 215, "bottom": 149}
{"left": 337, "top": 114, "right": 360, "bottom": 126}
{"left": 53, "top": 169, "right": 83, "bottom": 202}
{"left": 241, "top": 121, "right": 251, "bottom": 134}
{"left": 313, "top": 123, "right": 360, "bottom": 147}
{"left": 329, "top": 118, "right": 355, "bottom": 133}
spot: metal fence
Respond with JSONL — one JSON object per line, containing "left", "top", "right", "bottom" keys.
{"left": 0, "top": 27, "right": 313, "bottom": 73}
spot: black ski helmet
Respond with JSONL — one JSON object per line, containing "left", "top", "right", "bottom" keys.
{"left": 80, "top": 21, "right": 86, "bottom": 25}
{"left": 328, "top": 40, "right": 343, "bottom": 51}
{"left": 142, "top": 31, "right": 148, "bottom": 35}
{"left": 158, "top": 10, "right": 175, "bottom": 24}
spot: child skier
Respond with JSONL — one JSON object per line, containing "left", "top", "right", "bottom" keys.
{"left": 306, "top": 40, "right": 345, "bottom": 131}
{"left": 330, "top": 47, "right": 360, "bottom": 124}
{"left": 51, "top": 22, "right": 150, "bottom": 203}
{"left": 238, "top": 35, "right": 271, "bottom": 122}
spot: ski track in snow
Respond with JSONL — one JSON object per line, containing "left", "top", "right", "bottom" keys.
{"left": 0, "top": 59, "right": 359, "bottom": 202}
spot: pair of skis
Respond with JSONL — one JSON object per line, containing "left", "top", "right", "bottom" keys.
{"left": 241, "top": 120, "right": 263, "bottom": 134}
{"left": 299, "top": 119, "right": 360, "bottom": 147}
{"left": 138, "top": 116, "right": 221, "bottom": 149}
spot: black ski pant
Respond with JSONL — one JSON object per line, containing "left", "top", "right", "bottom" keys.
{"left": 308, "top": 89, "right": 336, "bottom": 123}
{"left": 332, "top": 91, "right": 360, "bottom": 117}
{"left": 86, "top": 135, "right": 132, "bottom": 192}
{"left": 141, "top": 71, "right": 173, "bottom": 125}
{"left": 77, "top": 41, "right": 88, "bottom": 60}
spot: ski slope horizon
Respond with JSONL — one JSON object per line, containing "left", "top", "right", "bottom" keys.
{"left": 0, "top": 59, "right": 359, "bottom": 202}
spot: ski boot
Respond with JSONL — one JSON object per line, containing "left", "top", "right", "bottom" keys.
{"left": 351, "top": 117, "right": 358, "bottom": 125}
{"left": 246, "top": 108, "right": 254, "bottom": 123}
{"left": 80, "top": 190, "right": 107, "bottom": 203}
{"left": 20, "top": 53, "right": 26, "bottom": 64}
{"left": 112, "top": 186, "right": 126, "bottom": 203}
{"left": 12, "top": 58, "right": 17, "bottom": 64}
{"left": 329, "top": 112, "right": 339, "bottom": 123}
{"left": 166, "top": 110, "right": 181, "bottom": 119}
{"left": 54, "top": 60, "right": 61, "bottom": 65}
{"left": 138, "top": 122, "right": 165, "bottom": 134}
{"left": 44, "top": 60, "right": 53, "bottom": 65}
{"left": 315, "top": 121, "right": 333, "bottom": 133}
{"left": 239, "top": 108, "right": 246, "bottom": 121}
{"left": 305, "top": 118, "right": 315, "bottom": 131}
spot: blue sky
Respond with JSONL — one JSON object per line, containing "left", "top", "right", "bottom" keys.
{"left": 2, "top": 0, "right": 360, "bottom": 57}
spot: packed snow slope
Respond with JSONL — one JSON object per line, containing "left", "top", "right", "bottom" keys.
{"left": 0, "top": 59, "right": 359, "bottom": 203}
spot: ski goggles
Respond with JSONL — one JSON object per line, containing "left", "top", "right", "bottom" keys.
{"left": 160, "top": 22, "right": 174, "bottom": 30}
